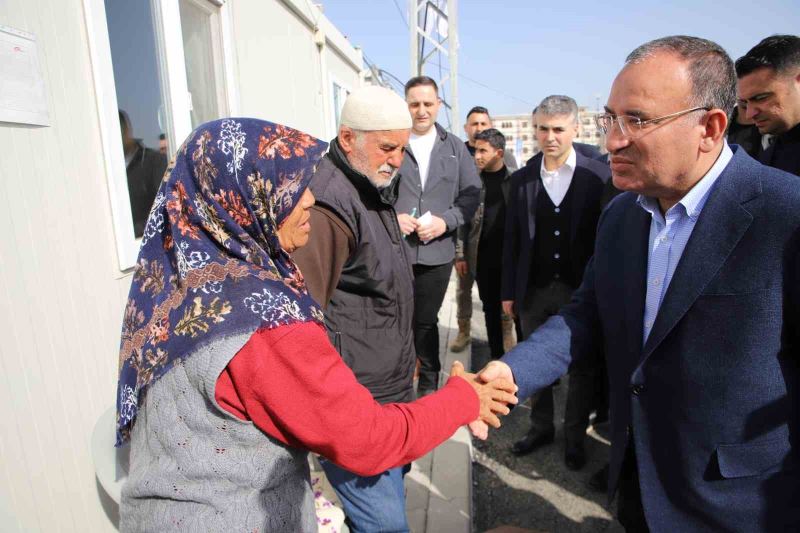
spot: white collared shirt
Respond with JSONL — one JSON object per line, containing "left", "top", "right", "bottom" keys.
{"left": 539, "top": 147, "right": 577, "bottom": 206}
{"left": 409, "top": 127, "right": 438, "bottom": 189}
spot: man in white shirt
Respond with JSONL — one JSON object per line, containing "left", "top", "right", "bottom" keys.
{"left": 396, "top": 76, "right": 482, "bottom": 396}
{"left": 501, "top": 95, "right": 610, "bottom": 469}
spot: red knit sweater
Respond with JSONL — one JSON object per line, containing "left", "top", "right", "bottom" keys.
{"left": 215, "top": 321, "right": 478, "bottom": 476}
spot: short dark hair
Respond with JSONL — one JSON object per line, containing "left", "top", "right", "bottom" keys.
{"left": 735, "top": 34, "right": 800, "bottom": 77}
{"left": 474, "top": 128, "right": 505, "bottom": 151}
{"left": 626, "top": 35, "right": 736, "bottom": 116}
{"left": 158, "top": 133, "right": 166, "bottom": 140}
{"left": 405, "top": 76, "right": 438, "bottom": 95}
{"left": 118, "top": 109, "right": 131, "bottom": 131}
{"left": 466, "top": 106, "right": 489, "bottom": 120}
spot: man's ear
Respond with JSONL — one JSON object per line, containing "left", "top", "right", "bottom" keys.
{"left": 338, "top": 126, "right": 356, "bottom": 155}
{"left": 699, "top": 109, "right": 728, "bottom": 153}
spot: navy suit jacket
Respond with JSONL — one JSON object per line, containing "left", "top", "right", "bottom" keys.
{"left": 501, "top": 151, "right": 610, "bottom": 305}
{"left": 503, "top": 146, "right": 800, "bottom": 531}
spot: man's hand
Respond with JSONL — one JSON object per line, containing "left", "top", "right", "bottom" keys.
{"left": 454, "top": 260, "right": 468, "bottom": 277}
{"left": 397, "top": 213, "right": 419, "bottom": 236}
{"left": 502, "top": 300, "right": 515, "bottom": 319}
{"left": 450, "top": 361, "right": 517, "bottom": 440}
{"left": 416, "top": 215, "right": 447, "bottom": 243}
{"left": 467, "top": 360, "right": 516, "bottom": 439}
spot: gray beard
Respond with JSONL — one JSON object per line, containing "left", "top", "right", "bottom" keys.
{"left": 368, "top": 172, "right": 396, "bottom": 189}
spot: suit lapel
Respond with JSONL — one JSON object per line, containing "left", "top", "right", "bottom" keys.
{"left": 640, "top": 165, "right": 756, "bottom": 361}
{"left": 568, "top": 166, "right": 589, "bottom": 247}
{"left": 404, "top": 145, "right": 423, "bottom": 191}
{"left": 623, "top": 204, "right": 650, "bottom": 360}
{"left": 525, "top": 154, "right": 543, "bottom": 238}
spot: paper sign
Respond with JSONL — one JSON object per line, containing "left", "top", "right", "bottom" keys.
{"left": 0, "top": 25, "right": 50, "bottom": 126}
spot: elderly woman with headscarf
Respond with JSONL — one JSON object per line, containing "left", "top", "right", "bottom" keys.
{"left": 115, "top": 118, "right": 516, "bottom": 532}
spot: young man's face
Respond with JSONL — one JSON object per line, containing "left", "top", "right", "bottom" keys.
{"left": 406, "top": 85, "right": 441, "bottom": 135}
{"left": 737, "top": 66, "right": 800, "bottom": 135}
{"left": 474, "top": 139, "right": 504, "bottom": 171}
{"left": 464, "top": 112, "right": 491, "bottom": 144}
{"left": 535, "top": 113, "right": 578, "bottom": 162}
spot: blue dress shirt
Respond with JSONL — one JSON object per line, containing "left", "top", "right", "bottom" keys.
{"left": 638, "top": 143, "right": 733, "bottom": 344}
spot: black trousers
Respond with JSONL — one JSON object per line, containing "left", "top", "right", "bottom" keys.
{"left": 413, "top": 262, "right": 452, "bottom": 392}
{"left": 476, "top": 261, "right": 504, "bottom": 359}
{"left": 519, "top": 281, "right": 598, "bottom": 447}
{"left": 617, "top": 442, "right": 649, "bottom": 532}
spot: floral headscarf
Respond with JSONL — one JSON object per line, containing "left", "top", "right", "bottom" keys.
{"left": 116, "top": 118, "right": 327, "bottom": 445}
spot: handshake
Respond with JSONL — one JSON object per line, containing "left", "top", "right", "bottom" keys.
{"left": 449, "top": 360, "right": 518, "bottom": 441}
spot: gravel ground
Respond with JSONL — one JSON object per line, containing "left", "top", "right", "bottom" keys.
{"left": 470, "top": 331, "right": 625, "bottom": 533}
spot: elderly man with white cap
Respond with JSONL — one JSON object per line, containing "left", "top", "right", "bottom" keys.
{"left": 291, "top": 85, "right": 421, "bottom": 532}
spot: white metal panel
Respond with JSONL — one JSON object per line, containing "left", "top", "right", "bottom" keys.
{"left": 231, "top": 0, "right": 325, "bottom": 137}
{"left": 0, "top": 0, "right": 130, "bottom": 530}
{"left": 229, "top": 0, "right": 364, "bottom": 141}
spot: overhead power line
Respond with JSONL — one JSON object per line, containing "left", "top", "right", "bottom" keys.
{"left": 389, "top": 0, "right": 409, "bottom": 27}
{"left": 427, "top": 60, "right": 535, "bottom": 107}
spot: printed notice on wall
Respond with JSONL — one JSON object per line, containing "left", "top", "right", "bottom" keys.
{"left": 0, "top": 25, "right": 50, "bottom": 126}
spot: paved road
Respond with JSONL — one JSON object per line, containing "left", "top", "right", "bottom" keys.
{"left": 468, "top": 304, "right": 624, "bottom": 533}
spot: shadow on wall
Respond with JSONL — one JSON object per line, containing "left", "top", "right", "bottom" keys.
{"left": 96, "top": 477, "right": 120, "bottom": 530}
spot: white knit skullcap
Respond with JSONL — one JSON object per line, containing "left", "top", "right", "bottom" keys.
{"left": 339, "top": 86, "right": 412, "bottom": 131}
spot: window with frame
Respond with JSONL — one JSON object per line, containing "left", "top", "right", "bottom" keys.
{"left": 92, "top": 0, "right": 230, "bottom": 270}
{"left": 331, "top": 80, "right": 350, "bottom": 133}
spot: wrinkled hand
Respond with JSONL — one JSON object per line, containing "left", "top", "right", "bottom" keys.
{"left": 454, "top": 259, "right": 468, "bottom": 277}
{"left": 450, "top": 361, "right": 517, "bottom": 440}
{"left": 502, "top": 300, "right": 515, "bottom": 320}
{"left": 467, "top": 360, "right": 516, "bottom": 439}
{"left": 397, "top": 213, "right": 419, "bottom": 236}
{"left": 416, "top": 215, "right": 447, "bottom": 243}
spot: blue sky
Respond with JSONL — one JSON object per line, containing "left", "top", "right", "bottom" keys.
{"left": 322, "top": 0, "right": 800, "bottom": 118}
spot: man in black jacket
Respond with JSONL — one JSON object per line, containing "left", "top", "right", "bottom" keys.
{"left": 452, "top": 107, "right": 518, "bottom": 353}
{"left": 736, "top": 34, "right": 800, "bottom": 176}
{"left": 120, "top": 110, "right": 167, "bottom": 237}
{"left": 459, "top": 128, "right": 515, "bottom": 360}
{"left": 292, "top": 86, "right": 417, "bottom": 532}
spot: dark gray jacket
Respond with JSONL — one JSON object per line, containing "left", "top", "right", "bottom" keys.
{"left": 396, "top": 124, "right": 481, "bottom": 266}
{"left": 307, "top": 142, "right": 417, "bottom": 404}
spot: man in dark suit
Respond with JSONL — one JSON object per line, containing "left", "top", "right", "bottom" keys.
{"left": 736, "top": 34, "right": 800, "bottom": 176}
{"left": 502, "top": 95, "right": 610, "bottom": 469}
{"left": 119, "top": 110, "right": 167, "bottom": 238}
{"left": 477, "top": 36, "right": 800, "bottom": 532}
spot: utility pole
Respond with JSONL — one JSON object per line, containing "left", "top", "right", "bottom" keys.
{"left": 408, "top": 0, "right": 459, "bottom": 134}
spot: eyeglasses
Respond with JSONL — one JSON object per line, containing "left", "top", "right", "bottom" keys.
{"left": 594, "top": 106, "right": 710, "bottom": 139}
